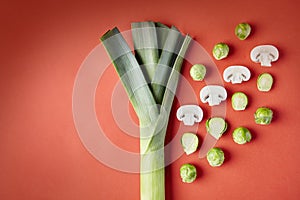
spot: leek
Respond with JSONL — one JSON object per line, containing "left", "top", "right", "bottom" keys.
{"left": 151, "top": 26, "right": 184, "bottom": 104}
{"left": 155, "top": 22, "right": 169, "bottom": 56}
{"left": 132, "top": 21, "right": 159, "bottom": 82}
{"left": 100, "top": 22, "right": 191, "bottom": 200}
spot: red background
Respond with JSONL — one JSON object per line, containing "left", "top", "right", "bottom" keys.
{"left": 1, "top": 0, "right": 300, "bottom": 199}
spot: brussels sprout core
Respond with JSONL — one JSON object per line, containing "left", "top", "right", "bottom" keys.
{"left": 212, "top": 43, "right": 229, "bottom": 60}
{"left": 190, "top": 64, "right": 206, "bottom": 81}
{"left": 180, "top": 164, "right": 197, "bottom": 183}
{"left": 207, "top": 147, "right": 225, "bottom": 167}
{"left": 235, "top": 23, "right": 251, "bottom": 40}
{"left": 254, "top": 107, "right": 273, "bottom": 125}
{"left": 232, "top": 127, "right": 252, "bottom": 144}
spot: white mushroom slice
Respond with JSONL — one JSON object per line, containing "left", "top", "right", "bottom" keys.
{"left": 200, "top": 85, "right": 227, "bottom": 106}
{"left": 223, "top": 65, "right": 251, "bottom": 84}
{"left": 176, "top": 105, "right": 203, "bottom": 126}
{"left": 250, "top": 45, "right": 279, "bottom": 67}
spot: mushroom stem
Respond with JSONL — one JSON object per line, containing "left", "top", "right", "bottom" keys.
{"left": 259, "top": 53, "right": 272, "bottom": 66}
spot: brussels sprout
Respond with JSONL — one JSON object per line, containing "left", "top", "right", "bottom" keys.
{"left": 231, "top": 92, "right": 248, "bottom": 111}
{"left": 190, "top": 64, "right": 206, "bottom": 81}
{"left": 180, "top": 163, "right": 197, "bottom": 183}
{"left": 207, "top": 147, "right": 225, "bottom": 167}
{"left": 235, "top": 23, "right": 251, "bottom": 40}
{"left": 206, "top": 117, "right": 228, "bottom": 139}
{"left": 257, "top": 73, "right": 273, "bottom": 92}
{"left": 254, "top": 107, "right": 273, "bottom": 125}
{"left": 232, "top": 127, "right": 252, "bottom": 144}
{"left": 212, "top": 43, "right": 229, "bottom": 60}
{"left": 181, "top": 133, "right": 199, "bottom": 155}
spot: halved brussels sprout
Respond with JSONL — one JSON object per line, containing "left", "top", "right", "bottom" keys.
{"left": 257, "top": 73, "right": 273, "bottom": 92}
{"left": 206, "top": 117, "right": 228, "bottom": 139}
{"left": 232, "top": 92, "right": 248, "bottom": 111}
{"left": 181, "top": 133, "right": 199, "bottom": 155}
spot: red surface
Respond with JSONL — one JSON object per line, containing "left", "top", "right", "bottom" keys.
{"left": 1, "top": 0, "right": 300, "bottom": 199}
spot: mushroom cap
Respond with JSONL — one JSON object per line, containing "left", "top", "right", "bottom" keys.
{"left": 200, "top": 85, "right": 227, "bottom": 106}
{"left": 223, "top": 65, "right": 251, "bottom": 84}
{"left": 250, "top": 45, "right": 279, "bottom": 64}
{"left": 176, "top": 105, "right": 203, "bottom": 126}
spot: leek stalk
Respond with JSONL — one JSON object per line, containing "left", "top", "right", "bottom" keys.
{"left": 151, "top": 26, "right": 184, "bottom": 104}
{"left": 100, "top": 22, "right": 191, "bottom": 200}
{"left": 132, "top": 22, "right": 159, "bottom": 82}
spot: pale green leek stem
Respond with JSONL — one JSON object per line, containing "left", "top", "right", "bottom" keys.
{"left": 101, "top": 26, "right": 192, "bottom": 200}
{"left": 140, "top": 35, "right": 192, "bottom": 200}
{"left": 151, "top": 26, "right": 184, "bottom": 104}
{"left": 155, "top": 22, "right": 169, "bottom": 56}
{"left": 100, "top": 28, "right": 159, "bottom": 124}
{"left": 132, "top": 22, "right": 159, "bottom": 82}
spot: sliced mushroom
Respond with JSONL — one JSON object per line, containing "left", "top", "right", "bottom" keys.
{"left": 200, "top": 85, "right": 227, "bottom": 106}
{"left": 176, "top": 105, "right": 203, "bottom": 126}
{"left": 250, "top": 45, "right": 279, "bottom": 67}
{"left": 223, "top": 65, "right": 251, "bottom": 84}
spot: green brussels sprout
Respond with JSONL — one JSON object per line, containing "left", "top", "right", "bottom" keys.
{"left": 257, "top": 73, "right": 273, "bottom": 92}
{"left": 206, "top": 117, "right": 227, "bottom": 139}
{"left": 206, "top": 147, "right": 225, "bottom": 167}
{"left": 232, "top": 127, "right": 252, "bottom": 144}
{"left": 231, "top": 92, "right": 248, "bottom": 111}
{"left": 254, "top": 107, "right": 273, "bottom": 125}
{"left": 212, "top": 43, "right": 229, "bottom": 60}
{"left": 235, "top": 23, "right": 251, "bottom": 40}
{"left": 190, "top": 64, "right": 206, "bottom": 81}
{"left": 181, "top": 133, "right": 199, "bottom": 155}
{"left": 180, "top": 163, "right": 197, "bottom": 183}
